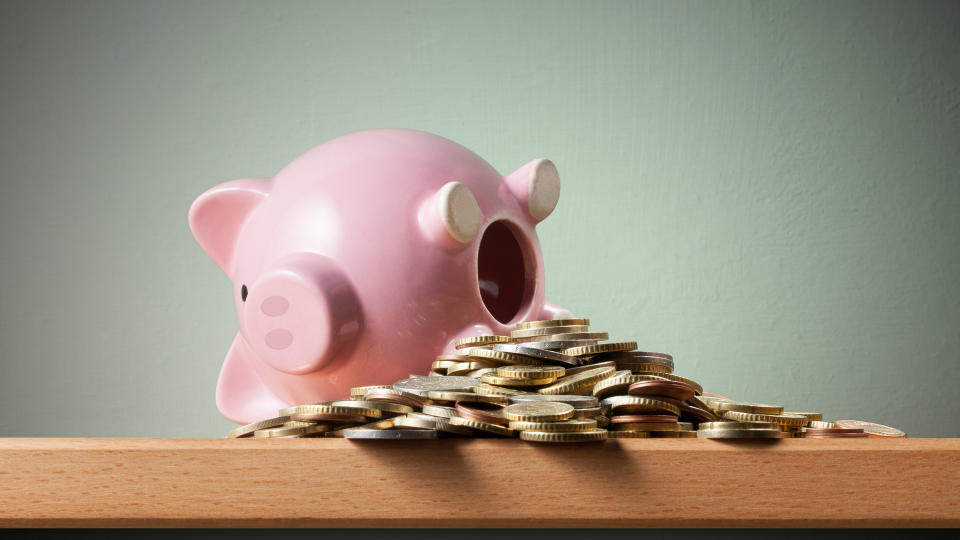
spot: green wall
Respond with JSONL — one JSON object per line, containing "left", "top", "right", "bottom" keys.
{"left": 1, "top": 0, "right": 957, "bottom": 437}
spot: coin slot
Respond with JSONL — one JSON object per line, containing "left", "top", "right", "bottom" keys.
{"left": 477, "top": 220, "right": 534, "bottom": 325}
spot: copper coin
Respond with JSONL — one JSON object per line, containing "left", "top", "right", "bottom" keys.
{"left": 627, "top": 380, "right": 695, "bottom": 401}
{"left": 805, "top": 427, "right": 864, "bottom": 435}
{"left": 610, "top": 414, "right": 678, "bottom": 424}
{"left": 290, "top": 413, "right": 368, "bottom": 424}
{"left": 455, "top": 401, "right": 508, "bottom": 426}
{"left": 678, "top": 403, "right": 716, "bottom": 423}
{"left": 364, "top": 389, "right": 427, "bottom": 409}
{"left": 834, "top": 420, "right": 906, "bottom": 438}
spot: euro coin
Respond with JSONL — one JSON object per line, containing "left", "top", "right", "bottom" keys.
{"left": 503, "top": 401, "right": 575, "bottom": 422}
{"left": 785, "top": 412, "right": 823, "bottom": 422}
{"left": 808, "top": 420, "right": 836, "bottom": 429}
{"left": 454, "top": 335, "right": 511, "bottom": 349}
{"left": 471, "top": 382, "right": 529, "bottom": 396}
{"left": 421, "top": 405, "right": 459, "bottom": 418}
{"left": 393, "top": 376, "right": 479, "bottom": 397}
{"left": 496, "top": 365, "right": 566, "bottom": 379}
{"left": 697, "top": 428, "right": 782, "bottom": 439}
{"left": 519, "top": 429, "right": 608, "bottom": 443}
{"left": 227, "top": 415, "right": 291, "bottom": 438}
{"left": 538, "top": 365, "right": 617, "bottom": 394}
{"left": 508, "top": 419, "right": 598, "bottom": 432}
{"left": 721, "top": 411, "right": 807, "bottom": 427}
{"left": 522, "top": 339, "right": 597, "bottom": 351}
{"left": 834, "top": 420, "right": 906, "bottom": 438}
{"left": 515, "top": 318, "right": 591, "bottom": 330}
{"left": 480, "top": 373, "right": 557, "bottom": 387}
{"left": 329, "top": 400, "right": 413, "bottom": 416}
{"left": 455, "top": 401, "right": 508, "bottom": 426}
{"left": 715, "top": 401, "right": 784, "bottom": 415}
{"left": 607, "top": 430, "right": 651, "bottom": 439}
{"left": 527, "top": 332, "right": 609, "bottom": 342}
{"left": 492, "top": 344, "right": 579, "bottom": 366}
{"left": 447, "top": 416, "right": 516, "bottom": 437}
{"left": 563, "top": 360, "right": 617, "bottom": 376}
{"left": 627, "top": 380, "right": 696, "bottom": 401}
{"left": 363, "top": 388, "right": 428, "bottom": 409}
{"left": 350, "top": 385, "right": 393, "bottom": 399}
{"left": 601, "top": 396, "right": 680, "bottom": 416}
{"left": 253, "top": 423, "right": 330, "bottom": 438}
{"left": 425, "top": 390, "right": 509, "bottom": 404}
{"left": 508, "top": 394, "right": 599, "bottom": 409}
{"left": 563, "top": 341, "right": 638, "bottom": 357}
{"left": 466, "top": 347, "right": 545, "bottom": 366}
{"left": 511, "top": 325, "right": 590, "bottom": 339}
{"left": 394, "top": 413, "right": 473, "bottom": 436}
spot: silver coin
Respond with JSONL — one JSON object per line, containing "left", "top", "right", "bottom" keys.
{"left": 393, "top": 376, "right": 479, "bottom": 397}
{"left": 522, "top": 340, "right": 597, "bottom": 351}
{"left": 598, "top": 351, "right": 675, "bottom": 368}
{"left": 421, "top": 405, "right": 459, "bottom": 419}
{"left": 697, "top": 428, "right": 782, "bottom": 439}
{"left": 343, "top": 428, "right": 438, "bottom": 440}
{"left": 394, "top": 413, "right": 473, "bottom": 436}
{"left": 563, "top": 360, "right": 617, "bottom": 376}
{"left": 509, "top": 394, "right": 599, "bottom": 409}
{"left": 492, "top": 344, "right": 580, "bottom": 366}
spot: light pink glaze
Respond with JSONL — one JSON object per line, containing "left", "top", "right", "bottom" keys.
{"left": 189, "top": 129, "right": 570, "bottom": 424}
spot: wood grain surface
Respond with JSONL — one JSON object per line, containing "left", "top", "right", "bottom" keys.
{"left": 0, "top": 438, "right": 957, "bottom": 527}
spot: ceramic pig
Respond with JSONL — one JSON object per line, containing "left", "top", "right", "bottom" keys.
{"left": 189, "top": 129, "right": 572, "bottom": 424}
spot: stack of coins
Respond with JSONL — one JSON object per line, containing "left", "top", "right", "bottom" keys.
{"left": 225, "top": 317, "right": 905, "bottom": 441}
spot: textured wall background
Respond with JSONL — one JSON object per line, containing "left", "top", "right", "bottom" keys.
{"left": 1, "top": 0, "right": 957, "bottom": 438}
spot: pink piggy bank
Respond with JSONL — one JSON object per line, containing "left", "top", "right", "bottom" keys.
{"left": 189, "top": 129, "right": 571, "bottom": 424}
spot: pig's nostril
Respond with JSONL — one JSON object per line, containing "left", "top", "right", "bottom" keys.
{"left": 261, "top": 296, "right": 290, "bottom": 317}
{"left": 265, "top": 328, "right": 294, "bottom": 350}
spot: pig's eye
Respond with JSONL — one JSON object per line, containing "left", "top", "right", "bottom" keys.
{"left": 241, "top": 284, "right": 248, "bottom": 302}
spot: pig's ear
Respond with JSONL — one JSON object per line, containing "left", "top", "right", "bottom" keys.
{"left": 418, "top": 181, "right": 483, "bottom": 250}
{"left": 188, "top": 178, "right": 272, "bottom": 276}
{"left": 504, "top": 158, "right": 560, "bottom": 223}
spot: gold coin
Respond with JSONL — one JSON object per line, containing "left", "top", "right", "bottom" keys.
{"left": 602, "top": 396, "right": 681, "bottom": 416}
{"left": 425, "top": 391, "right": 509, "bottom": 404}
{"left": 607, "top": 430, "right": 651, "bottom": 439}
{"left": 515, "top": 318, "right": 591, "bottom": 330}
{"left": 253, "top": 423, "right": 330, "bottom": 438}
{"left": 624, "top": 364, "right": 673, "bottom": 375}
{"left": 325, "top": 417, "right": 396, "bottom": 437}
{"left": 465, "top": 347, "right": 545, "bottom": 366}
{"left": 465, "top": 368, "right": 498, "bottom": 378}
{"left": 572, "top": 407, "right": 602, "bottom": 419}
{"left": 503, "top": 401, "right": 575, "bottom": 422}
{"left": 538, "top": 366, "right": 617, "bottom": 395}
{"left": 519, "top": 429, "right": 608, "bottom": 442}
{"left": 471, "top": 382, "right": 530, "bottom": 396}
{"left": 563, "top": 341, "right": 638, "bottom": 357}
{"left": 527, "top": 332, "right": 609, "bottom": 342}
{"left": 508, "top": 418, "right": 598, "bottom": 432}
{"left": 699, "top": 421, "right": 778, "bottom": 430}
{"left": 785, "top": 411, "right": 823, "bottom": 422}
{"left": 454, "top": 335, "right": 511, "bottom": 349}
{"left": 511, "top": 325, "right": 590, "bottom": 339}
{"left": 715, "top": 401, "right": 784, "bottom": 415}
{"left": 480, "top": 373, "right": 557, "bottom": 387}
{"left": 496, "top": 365, "right": 566, "bottom": 379}
{"left": 721, "top": 410, "right": 808, "bottom": 426}
{"left": 329, "top": 400, "right": 413, "bottom": 416}
{"left": 563, "top": 360, "right": 617, "bottom": 376}
{"left": 446, "top": 360, "right": 501, "bottom": 376}
{"left": 227, "top": 415, "right": 292, "bottom": 438}
{"left": 447, "top": 416, "right": 516, "bottom": 437}
{"left": 291, "top": 403, "right": 383, "bottom": 418}
{"left": 349, "top": 385, "right": 393, "bottom": 398}
{"left": 592, "top": 372, "right": 667, "bottom": 398}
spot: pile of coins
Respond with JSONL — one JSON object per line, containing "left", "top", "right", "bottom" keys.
{"left": 227, "top": 318, "right": 906, "bottom": 442}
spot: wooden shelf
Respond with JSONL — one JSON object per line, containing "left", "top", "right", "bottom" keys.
{"left": 0, "top": 438, "right": 957, "bottom": 527}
